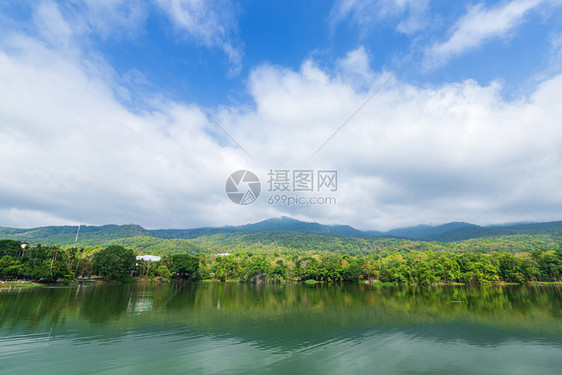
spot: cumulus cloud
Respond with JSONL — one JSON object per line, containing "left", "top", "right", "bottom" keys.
{"left": 2, "top": 3, "right": 562, "bottom": 230}
{"left": 425, "top": 0, "right": 545, "bottom": 68}
{"left": 0, "top": 32, "right": 249, "bottom": 229}
{"left": 335, "top": 46, "right": 376, "bottom": 90}
{"left": 225, "top": 55, "right": 562, "bottom": 229}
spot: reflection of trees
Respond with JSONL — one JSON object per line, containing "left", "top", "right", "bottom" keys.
{"left": 145, "top": 283, "right": 562, "bottom": 336}
{"left": 0, "top": 287, "right": 75, "bottom": 330}
{"left": 1, "top": 284, "right": 561, "bottom": 347}
{"left": 80, "top": 285, "right": 134, "bottom": 323}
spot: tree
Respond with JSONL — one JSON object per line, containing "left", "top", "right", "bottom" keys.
{"left": 269, "top": 260, "right": 288, "bottom": 283}
{"left": 295, "top": 257, "right": 320, "bottom": 281}
{"left": 169, "top": 254, "right": 200, "bottom": 280}
{"left": 240, "top": 255, "right": 269, "bottom": 283}
{"left": 213, "top": 255, "right": 239, "bottom": 281}
{"left": 0, "top": 256, "right": 22, "bottom": 280}
{"left": 0, "top": 240, "right": 23, "bottom": 258}
{"left": 154, "top": 263, "right": 172, "bottom": 279}
{"left": 92, "top": 245, "right": 135, "bottom": 280}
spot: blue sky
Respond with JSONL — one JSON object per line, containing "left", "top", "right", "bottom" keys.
{"left": 118, "top": 0, "right": 558, "bottom": 104}
{"left": 1, "top": 0, "right": 562, "bottom": 230}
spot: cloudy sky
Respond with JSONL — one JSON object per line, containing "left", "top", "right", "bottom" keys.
{"left": 1, "top": 0, "right": 562, "bottom": 230}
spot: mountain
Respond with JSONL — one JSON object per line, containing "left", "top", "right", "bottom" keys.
{"left": 1, "top": 218, "right": 562, "bottom": 245}
{"left": 0, "top": 224, "right": 147, "bottom": 246}
{"left": 0, "top": 218, "right": 367, "bottom": 245}
{"left": 235, "top": 217, "right": 365, "bottom": 237}
{"left": 384, "top": 222, "right": 479, "bottom": 240}
{"left": 423, "top": 221, "right": 562, "bottom": 242}
{"left": 373, "top": 221, "right": 562, "bottom": 242}
{"left": 150, "top": 217, "right": 365, "bottom": 239}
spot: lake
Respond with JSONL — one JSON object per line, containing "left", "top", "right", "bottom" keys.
{"left": 1, "top": 282, "right": 561, "bottom": 374}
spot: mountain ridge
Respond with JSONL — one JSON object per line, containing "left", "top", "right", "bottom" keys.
{"left": 2, "top": 217, "right": 562, "bottom": 245}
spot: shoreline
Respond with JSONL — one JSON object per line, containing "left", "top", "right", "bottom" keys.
{"left": 2, "top": 279, "right": 561, "bottom": 288}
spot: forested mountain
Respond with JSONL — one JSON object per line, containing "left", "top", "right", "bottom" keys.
{"left": 150, "top": 217, "right": 364, "bottom": 239}
{"left": 422, "top": 221, "right": 562, "bottom": 242}
{"left": 0, "top": 224, "right": 147, "bottom": 246}
{"left": 2, "top": 220, "right": 562, "bottom": 285}
{"left": 153, "top": 218, "right": 561, "bottom": 242}
{"left": 1, "top": 218, "right": 562, "bottom": 253}
{"left": 185, "top": 232, "right": 560, "bottom": 256}
{"left": 384, "top": 222, "right": 479, "bottom": 240}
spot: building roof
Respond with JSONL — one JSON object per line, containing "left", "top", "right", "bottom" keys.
{"left": 136, "top": 255, "right": 161, "bottom": 262}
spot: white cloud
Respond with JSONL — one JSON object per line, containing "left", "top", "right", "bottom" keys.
{"left": 238, "top": 66, "right": 559, "bottom": 229}
{"left": 330, "top": 0, "right": 430, "bottom": 35}
{"left": 0, "top": 32, "right": 248, "bottom": 229}
{"left": 2, "top": 4, "right": 562, "bottom": 232}
{"left": 154, "top": 0, "right": 244, "bottom": 75}
{"left": 536, "top": 32, "right": 562, "bottom": 79}
{"left": 31, "top": 0, "right": 147, "bottom": 48}
{"left": 223, "top": 56, "right": 562, "bottom": 230}
{"left": 26, "top": 1, "right": 243, "bottom": 75}
{"left": 70, "top": 0, "right": 148, "bottom": 40}
{"left": 426, "top": 0, "right": 544, "bottom": 68}
{"left": 0, "top": 208, "right": 78, "bottom": 228}
{"left": 335, "top": 46, "right": 375, "bottom": 90}
{"left": 32, "top": 1, "right": 74, "bottom": 49}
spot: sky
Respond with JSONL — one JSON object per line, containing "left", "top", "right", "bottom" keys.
{"left": 1, "top": 0, "right": 562, "bottom": 231}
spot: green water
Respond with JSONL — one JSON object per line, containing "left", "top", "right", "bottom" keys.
{"left": 1, "top": 283, "right": 561, "bottom": 374}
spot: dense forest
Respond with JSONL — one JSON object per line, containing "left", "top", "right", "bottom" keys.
{"left": 3, "top": 230, "right": 557, "bottom": 259}
{"left": 2, "top": 235, "right": 561, "bottom": 285}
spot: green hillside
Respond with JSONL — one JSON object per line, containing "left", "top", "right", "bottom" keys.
{"left": 1, "top": 221, "right": 561, "bottom": 257}
{"left": 186, "top": 232, "right": 561, "bottom": 256}
{"left": 0, "top": 224, "right": 147, "bottom": 246}
{"left": 2, "top": 231, "right": 561, "bottom": 285}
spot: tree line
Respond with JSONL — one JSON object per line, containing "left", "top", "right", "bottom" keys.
{"left": 2, "top": 239, "right": 561, "bottom": 285}
{"left": 198, "top": 248, "right": 562, "bottom": 285}
{"left": 0, "top": 240, "right": 201, "bottom": 282}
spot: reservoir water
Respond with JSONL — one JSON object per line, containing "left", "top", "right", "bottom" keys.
{"left": 1, "top": 283, "right": 561, "bottom": 374}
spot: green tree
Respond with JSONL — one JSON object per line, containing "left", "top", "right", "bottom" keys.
{"left": 169, "top": 254, "right": 200, "bottom": 280}
{"left": 0, "top": 240, "right": 23, "bottom": 258}
{"left": 154, "top": 263, "right": 173, "bottom": 279}
{"left": 92, "top": 245, "right": 135, "bottom": 280}
{"left": 240, "top": 255, "right": 270, "bottom": 283}
{"left": 268, "top": 260, "right": 288, "bottom": 283}
{"left": 0, "top": 255, "right": 22, "bottom": 280}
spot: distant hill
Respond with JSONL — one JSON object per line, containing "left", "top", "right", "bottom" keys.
{"left": 370, "top": 221, "right": 562, "bottom": 242}
{"left": 384, "top": 222, "right": 479, "bottom": 240}
{"left": 0, "top": 224, "right": 147, "bottom": 246}
{"left": 1, "top": 218, "right": 562, "bottom": 247}
{"left": 149, "top": 217, "right": 365, "bottom": 239}
{"left": 423, "top": 221, "right": 562, "bottom": 242}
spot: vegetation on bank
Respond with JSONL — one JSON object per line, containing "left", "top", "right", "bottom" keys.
{"left": 2, "top": 238, "right": 561, "bottom": 285}
{"left": 0, "top": 281, "right": 42, "bottom": 288}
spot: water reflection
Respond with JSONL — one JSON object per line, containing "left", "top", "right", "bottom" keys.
{"left": 1, "top": 283, "right": 561, "bottom": 374}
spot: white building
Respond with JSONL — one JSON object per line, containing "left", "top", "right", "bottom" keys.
{"left": 136, "top": 255, "right": 161, "bottom": 262}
